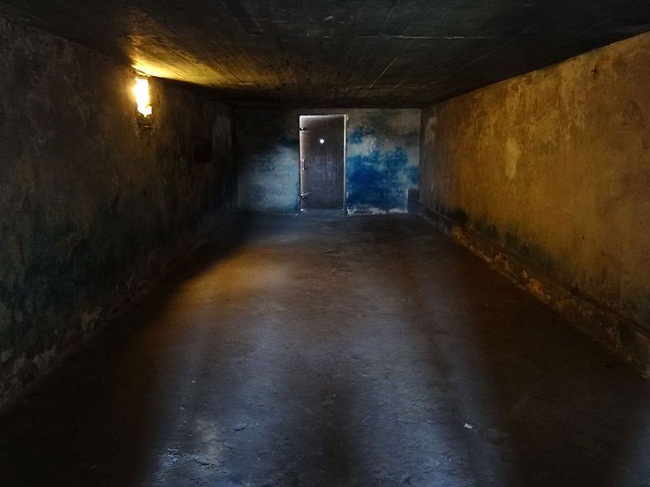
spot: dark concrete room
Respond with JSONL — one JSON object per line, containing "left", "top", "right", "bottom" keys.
{"left": 0, "top": 1, "right": 649, "bottom": 485}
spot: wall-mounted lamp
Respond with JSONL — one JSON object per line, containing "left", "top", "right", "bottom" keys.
{"left": 133, "top": 76, "right": 153, "bottom": 129}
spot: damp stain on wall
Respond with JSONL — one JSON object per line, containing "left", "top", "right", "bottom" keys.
{"left": 346, "top": 110, "right": 420, "bottom": 215}
{"left": 346, "top": 130, "right": 418, "bottom": 213}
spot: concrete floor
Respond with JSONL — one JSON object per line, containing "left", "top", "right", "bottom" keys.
{"left": 1, "top": 215, "right": 649, "bottom": 487}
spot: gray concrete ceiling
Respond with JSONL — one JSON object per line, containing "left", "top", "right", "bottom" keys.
{"left": 1, "top": 0, "right": 649, "bottom": 107}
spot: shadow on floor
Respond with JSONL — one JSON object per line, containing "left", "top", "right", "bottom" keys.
{"left": 0, "top": 214, "right": 649, "bottom": 486}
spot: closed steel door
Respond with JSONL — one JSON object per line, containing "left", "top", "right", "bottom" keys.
{"left": 299, "top": 115, "right": 345, "bottom": 211}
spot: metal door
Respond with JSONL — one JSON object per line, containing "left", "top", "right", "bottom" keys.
{"left": 299, "top": 115, "right": 345, "bottom": 211}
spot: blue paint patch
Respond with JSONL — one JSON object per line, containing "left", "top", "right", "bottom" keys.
{"left": 348, "top": 129, "right": 364, "bottom": 144}
{"left": 347, "top": 146, "right": 418, "bottom": 212}
{"left": 257, "top": 158, "right": 278, "bottom": 172}
{"left": 348, "top": 125, "right": 380, "bottom": 145}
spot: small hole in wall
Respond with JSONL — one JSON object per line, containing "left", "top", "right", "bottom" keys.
{"left": 591, "top": 65, "right": 599, "bottom": 79}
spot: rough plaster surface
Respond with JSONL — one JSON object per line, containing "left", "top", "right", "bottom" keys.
{"left": 0, "top": 16, "right": 236, "bottom": 405}
{"left": 235, "top": 108, "right": 419, "bottom": 214}
{"left": 421, "top": 33, "right": 650, "bottom": 368}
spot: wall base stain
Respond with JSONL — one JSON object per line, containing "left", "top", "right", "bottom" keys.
{"left": 424, "top": 207, "right": 650, "bottom": 374}
{"left": 420, "top": 32, "right": 650, "bottom": 373}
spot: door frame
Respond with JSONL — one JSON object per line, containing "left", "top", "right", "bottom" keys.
{"left": 299, "top": 114, "right": 347, "bottom": 214}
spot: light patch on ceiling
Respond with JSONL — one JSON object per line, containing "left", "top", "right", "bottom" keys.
{"left": 132, "top": 58, "right": 183, "bottom": 80}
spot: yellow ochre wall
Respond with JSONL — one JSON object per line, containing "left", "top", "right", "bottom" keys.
{"left": 421, "top": 33, "right": 650, "bottom": 370}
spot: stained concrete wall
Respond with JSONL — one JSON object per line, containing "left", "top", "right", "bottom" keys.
{"left": 236, "top": 109, "right": 300, "bottom": 213}
{"left": 421, "top": 33, "right": 650, "bottom": 370}
{"left": 236, "top": 108, "right": 419, "bottom": 214}
{"left": 0, "top": 16, "right": 236, "bottom": 405}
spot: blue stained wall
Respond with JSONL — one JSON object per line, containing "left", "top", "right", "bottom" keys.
{"left": 346, "top": 110, "right": 420, "bottom": 214}
{"left": 236, "top": 110, "right": 301, "bottom": 213}
{"left": 235, "top": 108, "right": 420, "bottom": 214}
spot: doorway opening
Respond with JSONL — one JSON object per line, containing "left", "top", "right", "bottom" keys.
{"left": 299, "top": 115, "right": 346, "bottom": 214}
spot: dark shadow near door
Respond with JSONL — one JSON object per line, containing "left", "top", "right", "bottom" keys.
{"left": 299, "top": 115, "right": 345, "bottom": 214}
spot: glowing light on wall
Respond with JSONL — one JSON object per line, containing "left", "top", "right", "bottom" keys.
{"left": 133, "top": 77, "right": 152, "bottom": 116}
